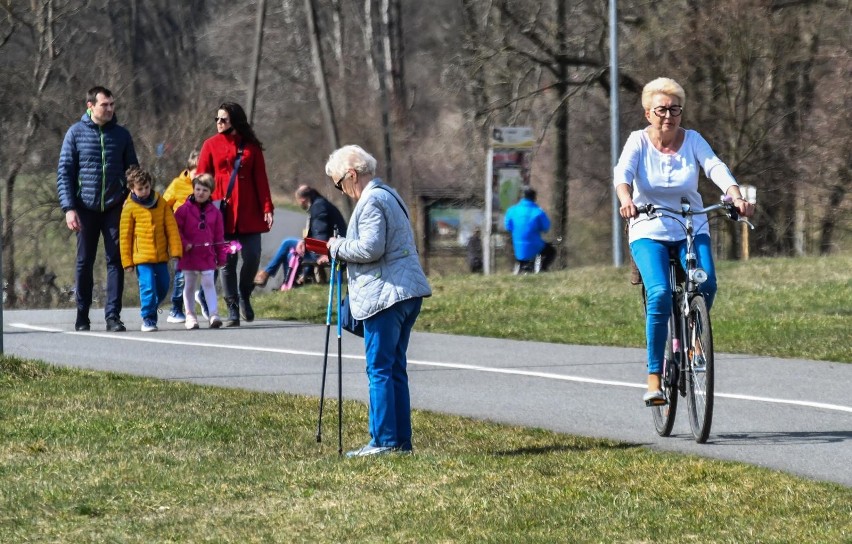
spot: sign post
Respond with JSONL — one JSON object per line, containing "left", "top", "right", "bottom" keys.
{"left": 740, "top": 184, "right": 757, "bottom": 260}
{"left": 484, "top": 127, "right": 534, "bottom": 274}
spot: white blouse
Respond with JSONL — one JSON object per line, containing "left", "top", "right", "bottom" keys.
{"left": 613, "top": 128, "right": 738, "bottom": 243}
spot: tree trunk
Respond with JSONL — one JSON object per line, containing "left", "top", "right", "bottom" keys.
{"left": 369, "top": 0, "right": 393, "bottom": 184}
{"left": 246, "top": 0, "right": 267, "bottom": 124}
{"left": 819, "top": 162, "right": 849, "bottom": 254}
{"left": 2, "top": 0, "right": 56, "bottom": 307}
{"left": 304, "top": 0, "right": 339, "bottom": 153}
{"left": 363, "top": 0, "right": 379, "bottom": 91}
{"left": 552, "top": 0, "right": 569, "bottom": 269}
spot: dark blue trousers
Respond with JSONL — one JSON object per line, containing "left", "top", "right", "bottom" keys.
{"left": 75, "top": 205, "right": 124, "bottom": 320}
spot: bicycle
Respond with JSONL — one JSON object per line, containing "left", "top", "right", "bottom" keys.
{"left": 635, "top": 195, "right": 754, "bottom": 443}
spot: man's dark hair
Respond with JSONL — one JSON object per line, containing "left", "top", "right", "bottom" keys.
{"left": 87, "top": 86, "right": 113, "bottom": 104}
{"left": 219, "top": 102, "right": 264, "bottom": 150}
{"left": 296, "top": 185, "right": 319, "bottom": 201}
{"left": 522, "top": 186, "right": 537, "bottom": 202}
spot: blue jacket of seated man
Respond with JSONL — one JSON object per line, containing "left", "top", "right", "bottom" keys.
{"left": 504, "top": 197, "right": 551, "bottom": 261}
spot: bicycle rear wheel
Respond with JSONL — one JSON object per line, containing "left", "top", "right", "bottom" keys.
{"left": 652, "top": 312, "right": 678, "bottom": 436}
{"left": 686, "top": 295, "right": 714, "bottom": 443}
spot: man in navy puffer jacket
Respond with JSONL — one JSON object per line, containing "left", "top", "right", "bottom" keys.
{"left": 57, "top": 86, "right": 138, "bottom": 332}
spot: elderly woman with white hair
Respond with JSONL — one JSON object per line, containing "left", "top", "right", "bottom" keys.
{"left": 325, "top": 145, "right": 431, "bottom": 457}
{"left": 614, "top": 77, "right": 754, "bottom": 405}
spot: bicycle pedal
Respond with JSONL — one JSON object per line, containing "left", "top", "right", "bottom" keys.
{"left": 645, "top": 397, "right": 668, "bottom": 407}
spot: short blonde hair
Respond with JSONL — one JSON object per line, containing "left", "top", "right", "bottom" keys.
{"left": 325, "top": 145, "right": 377, "bottom": 180}
{"left": 641, "top": 77, "right": 686, "bottom": 110}
{"left": 186, "top": 149, "right": 200, "bottom": 170}
{"left": 192, "top": 173, "right": 215, "bottom": 192}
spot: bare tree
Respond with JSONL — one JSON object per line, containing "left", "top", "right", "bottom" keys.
{"left": 0, "top": 1, "right": 63, "bottom": 307}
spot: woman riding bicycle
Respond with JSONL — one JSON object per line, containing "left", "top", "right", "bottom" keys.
{"left": 613, "top": 77, "right": 755, "bottom": 405}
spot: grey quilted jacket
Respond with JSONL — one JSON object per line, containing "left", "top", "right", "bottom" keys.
{"left": 329, "top": 179, "right": 431, "bottom": 320}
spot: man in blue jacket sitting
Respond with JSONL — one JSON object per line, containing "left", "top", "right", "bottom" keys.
{"left": 57, "top": 86, "right": 138, "bottom": 332}
{"left": 504, "top": 186, "right": 556, "bottom": 272}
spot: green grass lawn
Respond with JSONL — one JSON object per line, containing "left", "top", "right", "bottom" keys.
{"left": 2, "top": 255, "right": 850, "bottom": 542}
{"left": 2, "top": 356, "right": 850, "bottom": 543}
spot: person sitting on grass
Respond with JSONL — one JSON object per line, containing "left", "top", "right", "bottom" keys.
{"left": 119, "top": 166, "right": 183, "bottom": 332}
{"left": 254, "top": 185, "right": 347, "bottom": 288}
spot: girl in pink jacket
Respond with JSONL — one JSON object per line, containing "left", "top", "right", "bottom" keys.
{"left": 174, "top": 174, "right": 228, "bottom": 329}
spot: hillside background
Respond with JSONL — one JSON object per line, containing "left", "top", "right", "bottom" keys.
{"left": 0, "top": 0, "right": 849, "bottom": 307}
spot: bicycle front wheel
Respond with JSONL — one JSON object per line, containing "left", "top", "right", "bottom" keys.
{"left": 686, "top": 295, "right": 714, "bottom": 443}
{"left": 651, "top": 311, "right": 678, "bottom": 437}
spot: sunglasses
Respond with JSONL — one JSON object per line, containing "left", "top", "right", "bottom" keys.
{"left": 199, "top": 209, "right": 206, "bottom": 231}
{"left": 334, "top": 171, "right": 348, "bottom": 192}
{"left": 215, "top": 117, "right": 230, "bottom": 123}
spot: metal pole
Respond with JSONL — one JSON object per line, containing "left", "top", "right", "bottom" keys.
{"left": 609, "top": 0, "right": 623, "bottom": 267}
{"left": 0, "top": 198, "right": 4, "bottom": 354}
{"left": 483, "top": 148, "right": 493, "bottom": 275}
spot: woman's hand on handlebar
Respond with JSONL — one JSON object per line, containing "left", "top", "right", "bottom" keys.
{"left": 734, "top": 198, "right": 755, "bottom": 218}
{"left": 619, "top": 198, "right": 639, "bottom": 219}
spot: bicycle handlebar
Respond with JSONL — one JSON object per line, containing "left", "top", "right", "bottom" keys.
{"left": 636, "top": 196, "right": 754, "bottom": 229}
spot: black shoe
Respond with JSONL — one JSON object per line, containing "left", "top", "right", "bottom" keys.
{"left": 75, "top": 310, "right": 90, "bottom": 331}
{"left": 224, "top": 297, "right": 240, "bottom": 327}
{"left": 106, "top": 316, "right": 126, "bottom": 332}
{"left": 240, "top": 297, "right": 255, "bottom": 322}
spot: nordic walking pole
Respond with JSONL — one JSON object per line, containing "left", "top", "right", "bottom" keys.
{"left": 316, "top": 253, "right": 336, "bottom": 443}
{"left": 336, "top": 260, "right": 344, "bottom": 455}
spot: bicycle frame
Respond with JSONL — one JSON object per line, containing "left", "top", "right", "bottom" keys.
{"left": 639, "top": 196, "right": 754, "bottom": 442}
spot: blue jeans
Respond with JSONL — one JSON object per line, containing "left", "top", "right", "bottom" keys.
{"left": 263, "top": 237, "right": 300, "bottom": 279}
{"left": 362, "top": 297, "right": 423, "bottom": 449}
{"left": 136, "top": 262, "right": 171, "bottom": 321}
{"left": 630, "top": 234, "right": 716, "bottom": 375}
{"left": 171, "top": 269, "right": 185, "bottom": 308}
{"left": 75, "top": 205, "right": 124, "bottom": 319}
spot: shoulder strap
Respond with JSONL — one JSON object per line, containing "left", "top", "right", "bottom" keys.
{"left": 224, "top": 141, "right": 246, "bottom": 201}
{"left": 375, "top": 185, "right": 408, "bottom": 219}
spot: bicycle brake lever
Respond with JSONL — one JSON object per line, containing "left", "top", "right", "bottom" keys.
{"left": 740, "top": 218, "right": 755, "bottom": 230}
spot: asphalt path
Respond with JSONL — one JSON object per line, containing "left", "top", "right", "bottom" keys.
{"left": 4, "top": 210, "right": 850, "bottom": 486}
{"left": 5, "top": 306, "right": 851, "bottom": 487}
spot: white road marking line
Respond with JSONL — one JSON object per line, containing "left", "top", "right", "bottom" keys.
{"left": 10, "top": 322, "right": 852, "bottom": 414}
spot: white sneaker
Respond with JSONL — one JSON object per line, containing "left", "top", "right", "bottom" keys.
{"left": 141, "top": 318, "right": 158, "bottom": 332}
{"left": 209, "top": 315, "right": 222, "bottom": 329}
{"left": 345, "top": 444, "right": 397, "bottom": 458}
{"left": 185, "top": 314, "right": 199, "bottom": 330}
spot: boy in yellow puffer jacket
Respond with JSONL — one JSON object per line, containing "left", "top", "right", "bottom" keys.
{"left": 120, "top": 165, "right": 183, "bottom": 332}
{"left": 162, "top": 150, "right": 199, "bottom": 323}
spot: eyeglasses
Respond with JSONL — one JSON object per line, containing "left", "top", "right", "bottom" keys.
{"left": 215, "top": 117, "right": 230, "bottom": 124}
{"left": 334, "top": 171, "right": 348, "bottom": 192}
{"left": 652, "top": 106, "right": 683, "bottom": 118}
{"left": 199, "top": 209, "right": 206, "bottom": 231}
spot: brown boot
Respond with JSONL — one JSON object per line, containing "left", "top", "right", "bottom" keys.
{"left": 254, "top": 270, "right": 270, "bottom": 287}
{"left": 629, "top": 259, "right": 642, "bottom": 285}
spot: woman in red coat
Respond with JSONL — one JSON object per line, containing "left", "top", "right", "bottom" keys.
{"left": 196, "top": 102, "right": 274, "bottom": 326}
